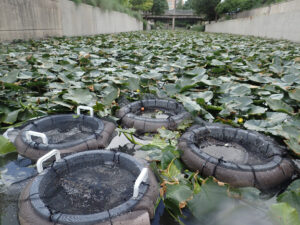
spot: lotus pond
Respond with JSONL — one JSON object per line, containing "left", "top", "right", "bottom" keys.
{"left": 0, "top": 30, "right": 300, "bottom": 225}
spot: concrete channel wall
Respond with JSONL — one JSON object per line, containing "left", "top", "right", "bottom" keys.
{"left": 0, "top": 0, "right": 143, "bottom": 42}
{"left": 205, "top": 0, "right": 300, "bottom": 43}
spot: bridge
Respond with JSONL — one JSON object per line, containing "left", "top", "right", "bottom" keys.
{"left": 143, "top": 10, "right": 204, "bottom": 29}
{"left": 143, "top": 10, "right": 203, "bottom": 20}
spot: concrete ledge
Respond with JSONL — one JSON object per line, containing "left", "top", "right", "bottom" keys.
{"left": 205, "top": 0, "right": 300, "bottom": 43}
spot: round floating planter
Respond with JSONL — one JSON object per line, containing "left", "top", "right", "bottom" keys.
{"left": 117, "top": 99, "right": 190, "bottom": 133}
{"left": 178, "top": 125, "right": 296, "bottom": 190}
{"left": 19, "top": 150, "right": 159, "bottom": 225}
{"left": 14, "top": 106, "right": 116, "bottom": 161}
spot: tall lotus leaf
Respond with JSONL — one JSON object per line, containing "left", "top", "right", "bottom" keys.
{"left": 248, "top": 105, "right": 267, "bottom": 115}
{"left": 277, "top": 180, "right": 300, "bottom": 213}
{"left": 269, "top": 94, "right": 284, "bottom": 100}
{"left": 63, "top": 88, "right": 96, "bottom": 105}
{"left": 127, "top": 77, "right": 140, "bottom": 91}
{"left": 185, "top": 67, "right": 206, "bottom": 77}
{"left": 289, "top": 88, "right": 300, "bottom": 102}
{"left": 244, "top": 120, "right": 268, "bottom": 131}
{"left": 266, "top": 112, "right": 289, "bottom": 124}
{"left": 164, "top": 83, "right": 180, "bottom": 97}
{"left": 189, "top": 91, "right": 213, "bottom": 103}
{"left": 0, "top": 136, "right": 16, "bottom": 155}
{"left": 230, "top": 84, "right": 251, "bottom": 96}
{"left": 0, "top": 70, "right": 19, "bottom": 83}
{"left": 176, "top": 95, "right": 201, "bottom": 113}
{"left": 211, "top": 59, "right": 225, "bottom": 66}
{"left": 141, "top": 71, "right": 162, "bottom": 80}
{"left": 246, "top": 61, "right": 261, "bottom": 72}
{"left": 282, "top": 125, "right": 300, "bottom": 140}
{"left": 18, "top": 71, "right": 33, "bottom": 79}
{"left": 220, "top": 96, "right": 253, "bottom": 112}
{"left": 3, "top": 109, "right": 22, "bottom": 124}
{"left": 165, "top": 184, "right": 193, "bottom": 215}
{"left": 192, "top": 74, "right": 208, "bottom": 84}
{"left": 102, "top": 86, "right": 119, "bottom": 105}
{"left": 188, "top": 178, "right": 232, "bottom": 221}
{"left": 249, "top": 75, "right": 269, "bottom": 84}
{"left": 270, "top": 60, "right": 284, "bottom": 75}
{"left": 284, "top": 138, "right": 300, "bottom": 155}
{"left": 265, "top": 99, "right": 294, "bottom": 114}
{"left": 269, "top": 203, "right": 300, "bottom": 225}
{"left": 282, "top": 74, "right": 300, "bottom": 84}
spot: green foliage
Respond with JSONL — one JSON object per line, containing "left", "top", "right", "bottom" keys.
{"left": 176, "top": 0, "right": 184, "bottom": 9}
{"left": 190, "top": 24, "right": 205, "bottom": 32}
{"left": 216, "top": 0, "right": 286, "bottom": 16}
{"left": 0, "top": 136, "right": 16, "bottom": 155}
{"left": 0, "top": 30, "right": 300, "bottom": 153}
{"left": 70, "top": 0, "right": 142, "bottom": 20}
{"left": 269, "top": 203, "right": 300, "bottom": 225}
{"left": 277, "top": 180, "right": 300, "bottom": 214}
{"left": 182, "top": 0, "right": 193, "bottom": 10}
{"left": 129, "top": 0, "right": 153, "bottom": 11}
{"left": 152, "top": 0, "right": 168, "bottom": 15}
{"left": 192, "top": 0, "right": 220, "bottom": 21}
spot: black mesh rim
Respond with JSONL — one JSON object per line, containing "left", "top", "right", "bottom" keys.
{"left": 180, "top": 125, "right": 284, "bottom": 172}
{"left": 20, "top": 114, "right": 105, "bottom": 150}
{"left": 29, "top": 150, "right": 149, "bottom": 225}
{"left": 118, "top": 99, "right": 189, "bottom": 126}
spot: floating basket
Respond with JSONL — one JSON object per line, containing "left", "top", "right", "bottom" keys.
{"left": 14, "top": 106, "right": 116, "bottom": 161}
{"left": 18, "top": 150, "right": 159, "bottom": 225}
{"left": 117, "top": 99, "right": 190, "bottom": 133}
{"left": 178, "top": 125, "right": 296, "bottom": 190}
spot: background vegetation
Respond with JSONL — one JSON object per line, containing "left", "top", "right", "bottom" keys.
{"left": 71, "top": 0, "right": 142, "bottom": 19}
{"left": 181, "top": 0, "right": 287, "bottom": 21}
{"left": 71, "top": 0, "right": 170, "bottom": 20}
{"left": 216, "top": 0, "right": 286, "bottom": 16}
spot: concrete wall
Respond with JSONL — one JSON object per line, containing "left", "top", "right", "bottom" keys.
{"left": 205, "top": 0, "right": 300, "bottom": 43}
{"left": 0, "top": 0, "right": 142, "bottom": 42}
{"left": 0, "top": 0, "right": 62, "bottom": 41}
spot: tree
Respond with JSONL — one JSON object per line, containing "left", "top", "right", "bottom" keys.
{"left": 192, "top": 0, "right": 220, "bottom": 21}
{"left": 182, "top": 0, "right": 193, "bottom": 10}
{"left": 130, "top": 0, "right": 153, "bottom": 11}
{"left": 176, "top": 0, "right": 184, "bottom": 9}
{"left": 215, "top": 0, "right": 284, "bottom": 17}
{"left": 152, "top": 0, "right": 168, "bottom": 15}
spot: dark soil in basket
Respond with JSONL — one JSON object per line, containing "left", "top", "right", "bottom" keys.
{"left": 196, "top": 137, "right": 269, "bottom": 165}
{"left": 136, "top": 108, "right": 175, "bottom": 119}
{"left": 32, "top": 121, "right": 94, "bottom": 144}
{"left": 44, "top": 164, "right": 135, "bottom": 214}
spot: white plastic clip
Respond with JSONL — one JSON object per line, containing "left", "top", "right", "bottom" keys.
{"left": 26, "top": 131, "right": 48, "bottom": 145}
{"left": 36, "top": 149, "right": 61, "bottom": 173}
{"left": 77, "top": 106, "right": 94, "bottom": 117}
{"left": 133, "top": 168, "right": 148, "bottom": 199}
